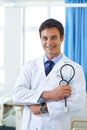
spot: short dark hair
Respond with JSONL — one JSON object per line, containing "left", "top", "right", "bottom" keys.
{"left": 39, "top": 18, "right": 64, "bottom": 37}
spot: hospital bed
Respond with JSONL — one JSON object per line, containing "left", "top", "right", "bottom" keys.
{"left": 0, "top": 96, "right": 23, "bottom": 130}
{"left": 71, "top": 120, "right": 87, "bottom": 130}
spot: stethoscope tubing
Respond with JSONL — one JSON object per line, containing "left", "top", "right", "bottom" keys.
{"left": 60, "top": 64, "right": 75, "bottom": 83}
{"left": 59, "top": 64, "right": 75, "bottom": 108}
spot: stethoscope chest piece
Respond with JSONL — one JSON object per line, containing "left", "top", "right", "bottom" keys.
{"left": 64, "top": 106, "right": 69, "bottom": 113}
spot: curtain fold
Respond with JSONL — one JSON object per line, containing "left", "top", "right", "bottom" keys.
{"left": 64, "top": 0, "right": 87, "bottom": 90}
{"left": 65, "top": 0, "right": 87, "bottom": 3}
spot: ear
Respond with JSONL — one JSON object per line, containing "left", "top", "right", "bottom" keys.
{"left": 60, "top": 35, "right": 64, "bottom": 42}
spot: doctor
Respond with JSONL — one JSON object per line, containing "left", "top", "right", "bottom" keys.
{"left": 12, "top": 18, "right": 86, "bottom": 130}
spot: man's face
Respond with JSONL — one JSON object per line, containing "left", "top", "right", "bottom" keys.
{"left": 40, "top": 27, "right": 64, "bottom": 59}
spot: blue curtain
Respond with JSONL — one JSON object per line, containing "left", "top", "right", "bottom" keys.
{"left": 65, "top": 0, "right": 87, "bottom": 3}
{"left": 64, "top": 0, "right": 87, "bottom": 90}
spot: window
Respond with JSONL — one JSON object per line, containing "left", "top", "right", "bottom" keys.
{"left": 0, "top": 8, "right": 5, "bottom": 91}
{"left": 24, "top": 3, "right": 65, "bottom": 62}
{"left": 0, "top": 7, "right": 4, "bottom": 68}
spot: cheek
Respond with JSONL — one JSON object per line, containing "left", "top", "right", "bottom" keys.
{"left": 41, "top": 42, "right": 46, "bottom": 49}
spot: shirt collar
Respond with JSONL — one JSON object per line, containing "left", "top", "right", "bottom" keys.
{"left": 43, "top": 53, "right": 63, "bottom": 64}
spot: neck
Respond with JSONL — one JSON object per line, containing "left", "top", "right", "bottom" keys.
{"left": 45, "top": 52, "right": 61, "bottom": 60}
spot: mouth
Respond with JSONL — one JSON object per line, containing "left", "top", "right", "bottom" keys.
{"left": 46, "top": 46, "right": 55, "bottom": 50}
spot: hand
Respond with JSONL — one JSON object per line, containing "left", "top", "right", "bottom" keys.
{"left": 41, "top": 84, "right": 71, "bottom": 101}
{"left": 50, "top": 84, "right": 72, "bottom": 100}
{"left": 29, "top": 104, "right": 41, "bottom": 115}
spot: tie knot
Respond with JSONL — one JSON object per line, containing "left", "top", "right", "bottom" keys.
{"left": 47, "top": 60, "right": 54, "bottom": 66}
{"left": 45, "top": 60, "right": 55, "bottom": 76}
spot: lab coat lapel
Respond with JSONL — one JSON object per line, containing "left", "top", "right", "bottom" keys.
{"left": 47, "top": 54, "right": 70, "bottom": 78}
{"left": 35, "top": 55, "right": 70, "bottom": 78}
{"left": 36, "top": 56, "right": 46, "bottom": 77}
{"left": 36, "top": 55, "right": 70, "bottom": 91}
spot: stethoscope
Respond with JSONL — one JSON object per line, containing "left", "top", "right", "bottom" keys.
{"left": 59, "top": 63, "right": 75, "bottom": 112}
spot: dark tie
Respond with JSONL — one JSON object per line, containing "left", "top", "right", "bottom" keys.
{"left": 45, "top": 60, "right": 55, "bottom": 76}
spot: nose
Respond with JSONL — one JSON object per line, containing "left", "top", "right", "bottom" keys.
{"left": 46, "top": 38, "right": 53, "bottom": 45}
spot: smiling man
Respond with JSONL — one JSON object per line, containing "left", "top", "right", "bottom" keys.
{"left": 12, "top": 18, "right": 86, "bottom": 130}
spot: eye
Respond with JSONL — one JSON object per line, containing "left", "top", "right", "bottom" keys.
{"left": 42, "top": 36, "right": 48, "bottom": 41}
{"left": 51, "top": 35, "right": 57, "bottom": 40}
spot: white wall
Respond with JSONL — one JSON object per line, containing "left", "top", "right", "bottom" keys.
{"left": 3, "top": 7, "right": 22, "bottom": 97}
{"left": 0, "top": 0, "right": 63, "bottom": 2}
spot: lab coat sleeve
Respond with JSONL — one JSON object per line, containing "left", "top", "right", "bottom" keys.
{"left": 12, "top": 61, "right": 43, "bottom": 105}
{"left": 46, "top": 65, "right": 86, "bottom": 117}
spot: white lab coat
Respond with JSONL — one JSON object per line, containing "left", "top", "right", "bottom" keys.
{"left": 12, "top": 54, "right": 86, "bottom": 130}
